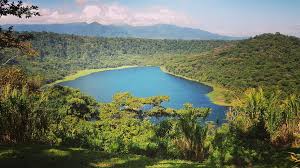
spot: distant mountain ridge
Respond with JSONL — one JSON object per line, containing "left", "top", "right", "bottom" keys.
{"left": 1, "top": 22, "right": 243, "bottom": 40}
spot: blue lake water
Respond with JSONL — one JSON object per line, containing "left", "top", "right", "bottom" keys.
{"left": 60, "top": 67, "right": 228, "bottom": 123}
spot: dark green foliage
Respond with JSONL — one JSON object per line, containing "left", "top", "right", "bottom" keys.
{"left": 0, "top": 145, "right": 208, "bottom": 168}
{"left": 163, "top": 33, "right": 300, "bottom": 97}
{"left": 41, "top": 86, "right": 101, "bottom": 147}
{"left": 48, "top": 115, "right": 102, "bottom": 149}
{"left": 0, "top": 85, "right": 50, "bottom": 143}
{"left": 152, "top": 104, "right": 211, "bottom": 161}
{"left": 0, "top": 0, "right": 39, "bottom": 18}
{"left": 95, "top": 92, "right": 173, "bottom": 154}
{"left": 45, "top": 85, "right": 99, "bottom": 120}
{"left": 206, "top": 88, "right": 300, "bottom": 167}
{"left": 0, "top": 66, "right": 41, "bottom": 91}
{"left": 0, "top": 0, "right": 40, "bottom": 66}
{"left": 228, "top": 88, "right": 300, "bottom": 146}
{"left": 9, "top": 32, "right": 227, "bottom": 82}
{"left": 207, "top": 124, "right": 295, "bottom": 167}
{"left": 172, "top": 104, "right": 210, "bottom": 161}
{"left": 97, "top": 102, "right": 154, "bottom": 154}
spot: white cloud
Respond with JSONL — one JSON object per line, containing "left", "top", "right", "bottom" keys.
{"left": 0, "top": 3, "right": 195, "bottom": 27}
{"left": 0, "top": 1, "right": 298, "bottom": 37}
{"left": 0, "top": 8, "right": 79, "bottom": 24}
{"left": 76, "top": 0, "right": 86, "bottom": 6}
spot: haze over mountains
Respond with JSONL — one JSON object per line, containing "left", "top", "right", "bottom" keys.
{"left": 2, "top": 22, "right": 243, "bottom": 40}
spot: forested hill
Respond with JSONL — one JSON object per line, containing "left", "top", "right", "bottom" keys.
{"left": 164, "top": 33, "right": 300, "bottom": 97}
{"left": 3, "top": 32, "right": 228, "bottom": 82}
{"left": 2, "top": 22, "right": 242, "bottom": 40}
{"left": 2, "top": 32, "right": 299, "bottom": 98}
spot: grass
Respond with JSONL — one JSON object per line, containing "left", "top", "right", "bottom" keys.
{"left": 0, "top": 145, "right": 206, "bottom": 168}
{"left": 202, "top": 82, "right": 232, "bottom": 106}
{"left": 49, "top": 65, "right": 139, "bottom": 85}
{"left": 0, "top": 145, "right": 295, "bottom": 168}
{"left": 160, "top": 67, "right": 232, "bottom": 106}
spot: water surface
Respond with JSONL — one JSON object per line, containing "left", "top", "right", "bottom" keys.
{"left": 60, "top": 67, "right": 227, "bottom": 122}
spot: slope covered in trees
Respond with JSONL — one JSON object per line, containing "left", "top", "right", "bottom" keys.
{"left": 0, "top": 32, "right": 228, "bottom": 83}
{"left": 163, "top": 33, "right": 300, "bottom": 99}
{"left": 2, "top": 32, "right": 299, "bottom": 101}
{"left": 2, "top": 32, "right": 299, "bottom": 100}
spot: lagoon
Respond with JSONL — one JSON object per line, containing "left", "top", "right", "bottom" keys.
{"left": 60, "top": 67, "right": 228, "bottom": 123}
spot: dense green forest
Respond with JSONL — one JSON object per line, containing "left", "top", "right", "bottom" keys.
{"left": 2, "top": 32, "right": 299, "bottom": 101}
{"left": 0, "top": 32, "right": 228, "bottom": 83}
{"left": 163, "top": 33, "right": 300, "bottom": 99}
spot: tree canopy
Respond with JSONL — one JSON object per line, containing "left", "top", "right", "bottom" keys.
{"left": 0, "top": 0, "right": 40, "bottom": 66}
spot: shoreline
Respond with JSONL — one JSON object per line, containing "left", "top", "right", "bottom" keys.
{"left": 48, "top": 65, "right": 139, "bottom": 86}
{"left": 49, "top": 65, "right": 231, "bottom": 106}
{"left": 160, "top": 67, "right": 231, "bottom": 106}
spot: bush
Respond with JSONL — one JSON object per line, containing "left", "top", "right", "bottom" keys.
{"left": 0, "top": 85, "right": 50, "bottom": 143}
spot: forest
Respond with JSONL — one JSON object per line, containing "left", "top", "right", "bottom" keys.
{"left": 163, "top": 33, "right": 300, "bottom": 98}
{"left": 1, "top": 1, "right": 300, "bottom": 167}
{"left": 0, "top": 32, "right": 228, "bottom": 83}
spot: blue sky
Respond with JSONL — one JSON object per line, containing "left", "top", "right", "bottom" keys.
{"left": 2, "top": 0, "right": 299, "bottom": 37}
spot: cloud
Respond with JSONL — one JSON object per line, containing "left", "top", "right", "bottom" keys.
{"left": 0, "top": 9, "right": 79, "bottom": 24}
{"left": 76, "top": 0, "right": 86, "bottom": 6}
{"left": 80, "top": 4, "right": 194, "bottom": 26}
{"left": 0, "top": 3, "right": 195, "bottom": 27}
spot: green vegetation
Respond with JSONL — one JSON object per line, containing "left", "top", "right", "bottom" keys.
{"left": 160, "top": 67, "right": 232, "bottom": 106}
{"left": 0, "top": 145, "right": 208, "bottom": 168}
{"left": 1, "top": 33, "right": 299, "bottom": 167}
{"left": 1, "top": 66, "right": 299, "bottom": 167}
{"left": 1, "top": 33, "right": 300, "bottom": 167}
{"left": 8, "top": 32, "right": 226, "bottom": 83}
{"left": 4, "top": 32, "right": 298, "bottom": 106}
{"left": 205, "top": 83, "right": 231, "bottom": 106}
{"left": 0, "top": 0, "right": 40, "bottom": 66}
{"left": 163, "top": 33, "right": 300, "bottom": 102}
{"left": 50, "top": 65, "right": 139, "bottom": 85}
{"left": 2, "top": 1, "right": 300, "bottom": 167}
{"left": 1, "top": 5, "right": 300, "bottom": 166}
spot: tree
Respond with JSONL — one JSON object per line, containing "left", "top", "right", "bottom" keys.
{"left": 0, "top": 84, "right": 50, "bottom": 143}
{"left": 97, "top": 93, "right": 157, "bottom": 153}
{"left": 0, "top": 66, "right": 41, "bottom": 91}
{"left": 112, "top": 92, "right": 172, "bottom": 119}
{"left": 228, "top": 88, "right": 300, "bottom": 146}
{"left": 0, "top": 0, "right": 40, "bottom": 66}
{"left": 173, "top": 104, "right": 210, "bottom": 161}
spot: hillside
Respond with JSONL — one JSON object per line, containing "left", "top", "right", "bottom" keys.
{"left": 2, "top": 22, "right": 242, "bottom": 40}
{"left": 0, "top": 32, "right": 228, "bottom": 83}
{"left": 2, "top": 32, "right": 299, "bottom": 98}
{"left": 163, "top": 33, "right": 300, "bottom": 98}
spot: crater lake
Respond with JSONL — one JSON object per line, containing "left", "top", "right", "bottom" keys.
{"left": 60, "top": 66, "right": 228, "bottom": 123}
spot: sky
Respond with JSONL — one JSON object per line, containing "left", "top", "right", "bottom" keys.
{"left": 0, "top": 0, "right": 299, "bottom": 37}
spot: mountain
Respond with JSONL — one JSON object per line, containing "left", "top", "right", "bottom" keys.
{"left": 1, "top": 22, "right": 242, "bottom": 40}
{"left": 163, "top": 33, "right": 300, "bottom": 97}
